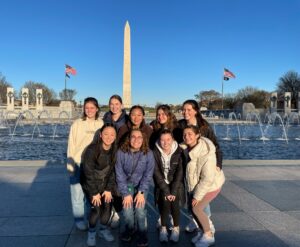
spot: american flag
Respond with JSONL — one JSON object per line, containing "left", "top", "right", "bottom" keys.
{"left": 65, "top": 64, "right": 77, "bottom": 75}
{"left": 224, "top": 68, "right": 235, "bottom": 79}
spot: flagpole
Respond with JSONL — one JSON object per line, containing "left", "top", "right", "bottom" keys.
{"left": 64, "top": 74, "right": 67, "bottom": 100}
{"left": 221, "top": 68, "right": 224, "bottom": 110}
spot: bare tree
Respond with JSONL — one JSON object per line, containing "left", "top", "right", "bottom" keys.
{"left": 59, "top": 89, "right": 77, "bottom": 101}
{"left": 0, "top": 72, "right": 12, "bottom": 104}
{"left": 195, "top": 90, "right": 221, "bottom": 109}
{"left": 276, "top": 70, "right": 300, "bottom": 108}
{"left": 235, "top": 86, "right": 270, "bottom": 108}
{"left": 20, "top": 81, "right": 57, "bottom": 105}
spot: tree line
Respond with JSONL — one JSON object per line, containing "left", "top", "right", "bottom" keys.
{"left": 194, "top": 70, "right": 300, "bottom": 110}
{"left": 0, "top": 72, "right": 77, "bottom": 106}
{"left": 1, "top": 70, "right": 300, "bottom": 109}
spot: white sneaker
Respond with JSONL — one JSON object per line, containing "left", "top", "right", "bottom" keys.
{"left": 185, "top": 218, "right": 199, "bottom": 232}
{"left": 191, "top": 219, "right": 215, "bottom": 244}
{"left": 98, "top": 228, "right": 114, "bottom": 242}
{"left": 209, "top": 219, "right": 216, "bottom": 235}
{"left": 110, "top": 212, "right": 120, "bottom": 229}
{"left": 87, "top": 231, "right": 96, "bottom": 246}
{"left": 195, "top": 234, "right": 215, "bottom": 247}
{"left": 191, "top": 230, "right": 202, "bottom": 244}
{"left": 159, "top": 227, "right": 168, "bottom": 242}
{"left": 75, "top": 221, "right": 88, "bottom": 231}
{"left": 170, "top": 226, "right": 180, "bottom": 242}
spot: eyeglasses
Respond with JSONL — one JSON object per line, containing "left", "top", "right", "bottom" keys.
{"left": 130, "top": 136, "right": 143, "bottom": 141}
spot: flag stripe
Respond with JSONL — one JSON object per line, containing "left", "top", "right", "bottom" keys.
{"left": 224, "top": 68, "right": 235, "bottom": 78}
{"left": 65, "top": 64, "right": 77, "bottom": 75}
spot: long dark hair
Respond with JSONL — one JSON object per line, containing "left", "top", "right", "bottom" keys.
{"left": 182, "top": 99, "right": 209, "bottom": 132}
{"left": 82, "top": 97, "right": 100, "bottom": 120}
{"left": 94, "top": 123, "right": 117, "bottom": 163}
{"left": 129, "top": 105, "right": 146, "bottom": 127}
{"left": 120, "top": 129, "right": 150, "bottom": 155}
{"left": 152, "top": 104, "right": 178, "bottom": 131}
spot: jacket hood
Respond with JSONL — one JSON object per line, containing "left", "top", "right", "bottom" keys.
{"left": 188, "top": 137, "right": 216, "bottom": 160}
{"left": 155, "top": 140, "right": 178, "bottom": 158}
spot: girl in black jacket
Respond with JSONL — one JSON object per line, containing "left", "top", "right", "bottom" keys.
{"left": 81, "top": 123, "right": 117, "bottom": 246}
{"left": 153, "top": 129, "right": 184, "bottom": 243}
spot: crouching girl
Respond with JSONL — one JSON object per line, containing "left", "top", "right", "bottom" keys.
{"left": 116, "top": 129, "right": 155, "bottom": 247}
{"left": 153, "top": 129, "right": 184, "bottom": 242}
{"left": 81, "top": 123, "right": 117, "bottom": 246}
{"left": 183, "top": 125, "right": 225, "bottom": 247}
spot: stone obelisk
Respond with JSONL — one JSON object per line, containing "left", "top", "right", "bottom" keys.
{"left": 123, "top": 21, "right": 131, "bottom": 108}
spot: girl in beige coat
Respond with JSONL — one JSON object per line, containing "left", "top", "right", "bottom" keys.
{"left": 183, "top": 125, "right": 225, "bottom": 247}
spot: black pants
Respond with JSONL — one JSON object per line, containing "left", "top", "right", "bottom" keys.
{"left": 158, "top": 192, "right": 180, "bottom": 227}
{"left": 112, "top": 195, "right": 123, "bottom": 213}
{"left": 88, "top": 197, "right": 112, "bottom": 228}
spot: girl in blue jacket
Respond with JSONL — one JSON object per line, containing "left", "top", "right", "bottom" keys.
{"left": 115, "top": 128, "right": 155, "bottom": 247}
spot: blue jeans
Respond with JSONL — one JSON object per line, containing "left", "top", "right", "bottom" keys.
{"left": 122, "top": 189, "right": 148, "bottom": 233}
{"left": 69, "top": 165, "right": 87, "bottom": 223}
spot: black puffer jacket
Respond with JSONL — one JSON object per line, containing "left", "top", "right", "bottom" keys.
{"left": 103, "top": 109, "right": 129, "bottom": 132}
{"left": 80, "top": 143, "right": 117, "bottom": 199}
{"left": 153, "top": 144, "right": 185, "bottom": 205}
{"left": 177, "top": 119, "right": 223, "bottom": 169}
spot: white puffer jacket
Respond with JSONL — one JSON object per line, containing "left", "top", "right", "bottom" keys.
{"left": 183, "top": 137, "right": 225, "bottom": 201}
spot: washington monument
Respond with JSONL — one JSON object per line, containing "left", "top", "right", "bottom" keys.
{"left": 123, "top": 21, "right": 131, "bottom": 108}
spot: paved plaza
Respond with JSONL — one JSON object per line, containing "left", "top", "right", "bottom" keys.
{"left": 0, "top": 160, "right": 300, "bottom": 247}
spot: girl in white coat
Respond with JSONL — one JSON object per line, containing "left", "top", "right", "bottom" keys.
{"left": 183, "top": 125, "right": 225, "bottom": 247}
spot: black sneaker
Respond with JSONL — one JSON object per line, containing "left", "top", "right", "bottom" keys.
{"left": 120, "top": 228, "right": 134, "bottom": 242}
{"left": 137, "top": 232, "right": 148, "bottom": 247}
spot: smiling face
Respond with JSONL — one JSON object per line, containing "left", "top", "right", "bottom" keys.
{"left": 109, "top": 98, "right": 122, "bottom": 115}
{"left": 183, "top": 127, "right": 199, "bottom": 148}
{"left": 130, "top": 108, "right": 144, "bottom": 127}
{"left": 84, "top": 102, "right": 98, "bottom": 119}
{"left": 101, "top": 126, "right": 116, "bottom": 149}
{"left": 182, "top": 103, "right": 197, "bottom": 123}
{"left": 157, "top": 109, "right": 168, "bottom": 125}
{"left": 130, "top": 130, "right": 144, "bottom": 151}
{"left": 159, "top": 133, "right": 173, "bottom": 154}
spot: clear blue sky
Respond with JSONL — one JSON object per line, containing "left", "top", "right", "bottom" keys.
{"left": 0, "top": 0, "right": 299, "bottom": 106}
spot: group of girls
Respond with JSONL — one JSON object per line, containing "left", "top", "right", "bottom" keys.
{"left": 67, "top": 95, "right": 225, "bottom": 247}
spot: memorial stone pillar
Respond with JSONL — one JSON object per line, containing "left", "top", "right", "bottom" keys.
{"left": 22, "top": 88, "right": 29, "bottom": 111}
{"left": 270, "top": 92, "right": 277, "bottom": 113}
{"left": 36, "top": 89, "right": 43, "bottom": 111}
{"left": 284, "top": 92, "right": 291, "bottom": 115}
{"left": 7, "top": 87, "right": 14, "bottom": 111}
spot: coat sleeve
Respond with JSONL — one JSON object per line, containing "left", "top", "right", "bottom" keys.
{"left": 170, "top": 155, "right": 183, "bottom": 196}
{"left": 105, "top": 164, "right": 116, "bottom": 193}
{"left": 153, "top": 153, "right": 171, "bottom": 196}
{"left": 67, "top": 121, "right": 77, "bottom": 172}
{"left": 138, "top": 151, "right": 155, "bottom": 193}
{"left": 82, "top": 147, "right": 98, "bottom": 198}
{"left": 206, "top": 126, "right": 223, "bottom": 169}
{"left": 193, "top": 154, "right": 217, "bottom": 201}
{"left": 115, "top": 150, "right": 130, "bottom": 197}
